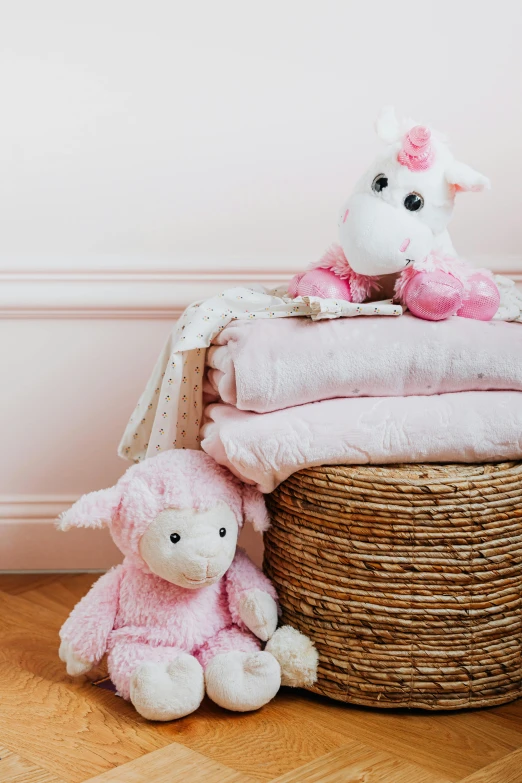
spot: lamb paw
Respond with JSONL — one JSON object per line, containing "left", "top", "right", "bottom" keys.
{"left": 238, "top": 588, "right": 278, "bottom": 641}
{"left": 59, "top": 639, "right": 93, "bottom": 677}
{"left": 205, "top": 650, "right": 281, "bottom": 712}
{"left": 129, "top": 653, "right": 204, "bottom": 721}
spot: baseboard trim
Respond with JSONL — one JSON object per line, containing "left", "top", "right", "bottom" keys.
{"left": 2, "top": 569, "right": 108, "bottom": 574}
{"left": 0, "top": 494, "right": 263, "bottom": 571}
{"left": 0, "top": 495, "right": 79, "bottom": 519}
{"left": 0, "top": 496, "right": 122, "bottom": 571}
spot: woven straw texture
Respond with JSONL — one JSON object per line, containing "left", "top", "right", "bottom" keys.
{"left": 264, "top": 462, "right": 522, "bottom": 710}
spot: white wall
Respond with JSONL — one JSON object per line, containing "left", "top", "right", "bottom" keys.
{"left": 0, "top": 0, "right": 521, "bottom": 264}
{"left": 1, "top": 0, "right": 521, "bottom": 570}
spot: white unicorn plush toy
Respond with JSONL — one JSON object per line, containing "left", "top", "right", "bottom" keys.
{"left": 289, "top": 108, "right": 500, "bottom": 321}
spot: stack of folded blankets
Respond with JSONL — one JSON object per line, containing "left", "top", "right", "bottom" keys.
{"left": 201, "top": 314, "right": 522, "bottom": 492}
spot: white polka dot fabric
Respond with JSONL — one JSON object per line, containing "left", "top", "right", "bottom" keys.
{"left": 118, "top": 287, "right": 402, "bottom": 463}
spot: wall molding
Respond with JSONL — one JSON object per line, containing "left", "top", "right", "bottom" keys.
{"left": 0, "top": 495, "right": 121, "bottom": 571}
{"left": 0, "top": 263, "right": 296, "bottom": 319}
{"left": 0, "top": 494, "right": 262, "bottom": 571}
{"left": 0, "top": 494, "right": 78, "bottom": 519}
{"left": 0, "top": 256, "right": 299, "bottom": 319}
{"left": 0, "top": 256, "right": 520, "bottom": 319}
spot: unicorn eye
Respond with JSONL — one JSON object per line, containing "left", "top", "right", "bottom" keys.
{"left": 372, "top": 174, "right": 388, "bottom": 193}
{"left": 404, "top": 192, "right": 424, "bottom": 211}
{"left": 219, "top": 528, "right": 227, "bottom": 538}
{"left": 170, "top": 533, "right": 181, "bottom": 544}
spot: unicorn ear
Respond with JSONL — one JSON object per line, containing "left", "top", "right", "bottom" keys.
{"left": 446, "top": 161, "right": 490, "bottom": 193}
{"left": 58, "top": 486, "right": 122, "bottom": 531}
{"left": 242, "top": 485, "right": 269, "bottom": 533}
{"left": 375, "top": 106, "right": 401, "bottom": 144}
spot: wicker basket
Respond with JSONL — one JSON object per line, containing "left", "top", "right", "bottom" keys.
{"left": 264, "top": 462, "right": 522, "bottom": 710}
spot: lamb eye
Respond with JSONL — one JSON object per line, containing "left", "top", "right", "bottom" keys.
{"left": 372, "top": 174, "right": 388, "bottom": 193}
{"left": 404, "top": 192, "right": 424, "bottom": 212}
{"left": 170, "top": 533, "right": 180, "bottom": 544}
{"left": 219, "top": 528, "right": 227, "bottom": 538}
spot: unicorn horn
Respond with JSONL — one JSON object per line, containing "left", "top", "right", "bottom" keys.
{"left": 398, "top": 125, "right": 435, "bottom": 171}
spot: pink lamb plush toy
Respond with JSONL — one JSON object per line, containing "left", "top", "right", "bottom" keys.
{"left": 58, "top": 450, "right": 317, "bottom": 721}
{"left": 289, "top": 107, "right": 500, "bottom": 321}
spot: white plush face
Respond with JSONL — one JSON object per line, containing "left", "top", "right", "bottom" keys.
{"left": 139, "top": 503, "right": 239, "bottom": 589}
{"left": 338, "top": 153, "right": 452, "bottom": 276}
{"left": 338, "top": 108, "right": 489, "bottom": 276}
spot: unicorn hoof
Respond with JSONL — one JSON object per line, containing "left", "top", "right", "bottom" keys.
{"left": 404, "top": 271, "right": 463, "bottom": 321}
{"left": 457, "top": 273, "right": 500, "bottom": 321}
{"left": 288, "top": 269, "right": 352, "bottom": 301}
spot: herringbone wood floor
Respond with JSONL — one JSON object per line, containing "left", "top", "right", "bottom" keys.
{"left": 0, "top": 574, "right": 521, "bottom": 783}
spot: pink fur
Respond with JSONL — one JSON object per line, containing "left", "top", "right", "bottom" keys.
{"left": 108, "top": 641, "right": 187, "bottom": 700}
{"left": 196, "top": 627, "right": 261, "bottom": 669}
{"left": 59, "top": 450, "right": 269, "bottom": 565}
{"left": 295, "top": 244, "right": 499, "bottom": 321}
{"left": 60, "top": 567, "right": 122, "bottom": 663}
{"left": 109, "top": 628, "right": 261, "bottom": 700}
{"left": 59, "top": 486, "right": 122, "bottom": 531}
{"left": 59, "top": 450, "right": 279, "bottom": 701}
{"left": 312, "top": 244, "right": 380, "bottom": 302}
{"left": 60, "top": 548, "right": 276, "bottom": 698}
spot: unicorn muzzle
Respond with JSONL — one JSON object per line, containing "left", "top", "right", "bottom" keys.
{"left": 339, "top": 193, "right": 434, "bottom": 276}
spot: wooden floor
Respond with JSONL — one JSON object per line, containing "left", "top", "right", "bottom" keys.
{"left": 0, "top": 575, "right": 521, "bottom": 783}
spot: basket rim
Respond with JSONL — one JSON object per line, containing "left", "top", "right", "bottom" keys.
{"left": 298, "top": 461, "right": 522, "bottom": 488}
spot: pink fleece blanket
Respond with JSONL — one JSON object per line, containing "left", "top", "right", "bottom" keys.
{"left": 206, "top": 315, "right": 522, "bottom": 413}
{"left": 201, "top": 392, "right": 522, "bottom": 492}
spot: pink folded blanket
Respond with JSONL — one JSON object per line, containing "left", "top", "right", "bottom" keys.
{"left": 206, "top": 315, "right": 522, "bottom": 413}
{"left": 201, "top": 392, "right": 522, "bottom": 492}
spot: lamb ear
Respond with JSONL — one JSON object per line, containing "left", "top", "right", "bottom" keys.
{"left": 57, "top": 486, "right": 122, "bottom": 531}
{"left": 375, "top": 106, "right": 401, "bottom": 144}
{"left": 446, "top": 160, "right": 490, "bottom": 193}
{"left": 242, "top": 485, "right": 270, "bottom": 533}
